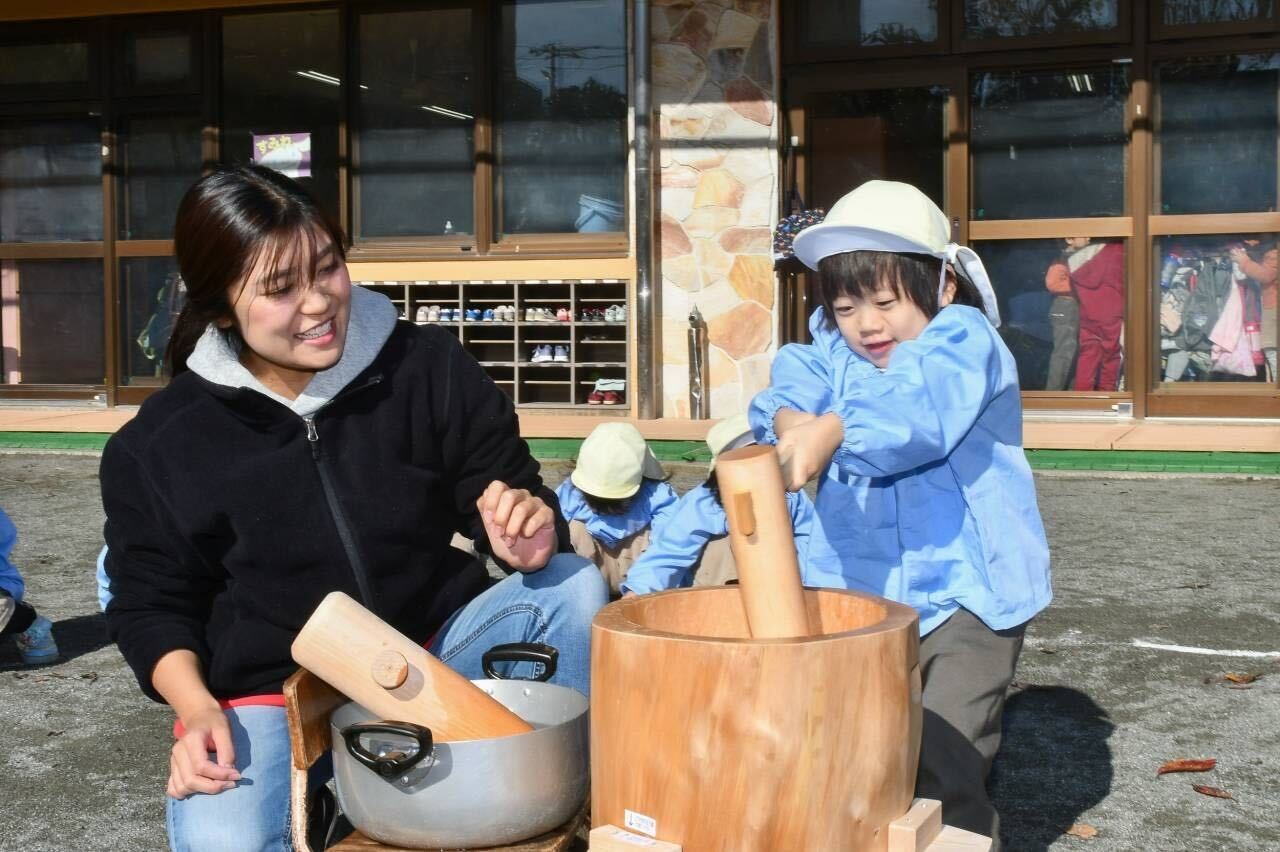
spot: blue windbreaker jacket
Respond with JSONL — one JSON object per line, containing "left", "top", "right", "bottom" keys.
{"left": 748, "top": 304, "right": 1052, "bottom": 634}
{"left": 620, "top": 483, "right": 817, "bottom": 595}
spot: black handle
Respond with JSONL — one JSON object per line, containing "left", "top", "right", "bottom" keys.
{"left": 481, "top": 642, "right": 558, "bottom": 681}
{"left": 341, "top": 721, "right": 433, "bottom": 779}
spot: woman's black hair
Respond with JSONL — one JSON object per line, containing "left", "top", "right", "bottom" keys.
{"left": 814, "top": 250, "right": 984, "bottom": 331}
{"left": 165, "top": 165, "right": 348, "bottom": 376}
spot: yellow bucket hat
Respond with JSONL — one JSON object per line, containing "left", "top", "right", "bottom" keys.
{"left": 570, "top": 422, "right": 666, "bottom": 500}
{"left": 790, "top": 180, "right": 1001, "bottom": 326}
{"left": 705, "top": 413, "right": 756, "bottom": 470}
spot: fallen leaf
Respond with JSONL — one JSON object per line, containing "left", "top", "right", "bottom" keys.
{"left": 1157, "top": 758, "right": 1216, "bottom": 775}
{"left": 79, "top": 672, "right": 99, "bottom": 683}
{"left": 46, "top": 730, "right": 64, "bottom": 737}
{"left": 1224, "top": 673, "right": 1261, "bottom": 684}
{"left": 1066, "top": 823, "right": 1099, "bottom": 839}
{"left": 1039, "top": 647, "right": 1058, "bottom": 654}
{"left": 1192, "top": 784, "right": 1233, "bottom": 800}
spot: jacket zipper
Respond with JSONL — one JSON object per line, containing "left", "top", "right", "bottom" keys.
{"left": 303, "top": 375, "right": 383, "bottom": 607}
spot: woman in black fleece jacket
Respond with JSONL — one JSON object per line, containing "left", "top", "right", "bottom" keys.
{"left": 100, "top": 165, "right": 607, "bottom": 852}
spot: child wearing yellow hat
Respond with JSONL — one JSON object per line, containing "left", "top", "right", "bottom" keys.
{"left": 555, "top": 423, "right": 678, "bottom": 594}
{"left": 621, "top": 414, "right": 817, "bottom": 595}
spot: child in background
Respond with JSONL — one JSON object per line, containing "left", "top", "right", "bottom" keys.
{"left": 621, "top": 413, "right": 817, "bottom": 595}
{"left": 556, "top": 422, "right": 678, "bottom": 594}
{"left": 0, "top": 506, "right": 59, "bottom": 665}
{"left": 749, "top": 181, "right": 1051, "bottom": 847}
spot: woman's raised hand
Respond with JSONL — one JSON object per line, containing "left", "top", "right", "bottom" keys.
{"left": 476, "top": 481, "right": 557, "bottom": 572}
{"left": 166, "top": 706, "right": 240, "bottom": 800}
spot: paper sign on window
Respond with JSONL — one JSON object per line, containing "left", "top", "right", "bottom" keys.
{"left": 252, "top": 132, "right": 312, "bottom": 178}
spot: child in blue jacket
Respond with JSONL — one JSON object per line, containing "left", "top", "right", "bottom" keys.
{"left": 749, "top": 181, "right": 1051, "bottom": 846}
{"left": 556, "top": 422, "right": 679, "bottom": 594}
{"left": 621, "top": 413, "right": 817, "bottom": 595}
{"left": 0, "top": 506, "right": 59, "bottom": 665}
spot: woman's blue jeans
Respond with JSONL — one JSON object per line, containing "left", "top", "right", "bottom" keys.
{"left": 166, "top": 553, "right": 606, "bottom": 851}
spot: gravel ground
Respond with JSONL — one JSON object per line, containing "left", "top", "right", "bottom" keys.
{"left": 0, "top": 452, "right": 1276, "bottom": 851}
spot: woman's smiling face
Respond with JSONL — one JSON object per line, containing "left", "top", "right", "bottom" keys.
{"left": 223, "top": 228, "right": 351, "bottom": 398}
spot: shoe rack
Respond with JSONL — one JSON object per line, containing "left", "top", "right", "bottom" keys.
{"left": 357, "top": 279, "right": 629, "bottom": 409}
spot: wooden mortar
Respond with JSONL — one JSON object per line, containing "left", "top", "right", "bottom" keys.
{"left": 591, "top": 587, "right": 922, "bottom": 851}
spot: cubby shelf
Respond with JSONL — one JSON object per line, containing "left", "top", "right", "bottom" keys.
{"left": 359, "top": 278, "right": 629, "bottom": 409}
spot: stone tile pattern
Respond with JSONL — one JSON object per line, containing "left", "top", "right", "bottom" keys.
{"left": 654, "top": 0, "right": 779, "bottom": 418}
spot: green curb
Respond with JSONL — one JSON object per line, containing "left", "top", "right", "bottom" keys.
{"left": 4, "top": 433, "right": 1278, "bottom": 474}
{"left": 0, "top": 432, "right": 111, "bottom": 451}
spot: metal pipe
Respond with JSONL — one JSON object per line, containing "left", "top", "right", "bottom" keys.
{"left": 688, "top": 304, "right": 710, "bottom": 419}
{"left": 632, "top": 0, "right": 659, "bottom": 419}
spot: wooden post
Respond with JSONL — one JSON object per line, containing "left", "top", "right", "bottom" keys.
{"left": 291, "top": 592, "right": 533, "bottom": 741}
{"left": 714, "top": 444, "right": 811, "bottom": 638}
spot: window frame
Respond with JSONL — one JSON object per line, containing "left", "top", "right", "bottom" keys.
{"left": 1150, "top": 0, "right": 1279, "bottom": 42}
{"left": 782, "top": 0, "right": 953, "bottom": 65}
{"left": 0, "top": 19, "right": 104, "bottom": 104}
{"left": 344, "top": 0, "right": 631, "bottom": 260}
{"left": 953, "top": 0, "right": 1133, "bottom": 54}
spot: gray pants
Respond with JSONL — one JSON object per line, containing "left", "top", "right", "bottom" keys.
{"left": 1044, "top": 296, "right": 1079, "bottom": 390}
{"left": 916, "top": 608, "right": 1026, "bottom": 849}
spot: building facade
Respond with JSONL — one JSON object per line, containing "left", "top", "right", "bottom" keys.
{"left": 1, "top": 1, "right": 1278, "bottom": 422}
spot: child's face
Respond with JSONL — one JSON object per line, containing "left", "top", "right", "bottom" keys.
{"left": 831, "top": 281, "right": 943, "bottom": 369}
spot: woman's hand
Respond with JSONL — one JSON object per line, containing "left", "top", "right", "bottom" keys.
{"left": 166, "top": 706, "right": 240, "bottom": 800}
{"left": 477, "top": 481, "right": 558, "bottom": 572}
{"left": 775, "top": 412, "right": 844, "bottom": 491}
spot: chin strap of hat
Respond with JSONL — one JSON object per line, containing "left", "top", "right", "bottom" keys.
{"left": 940, "top": 244, "right": 1002, "bottom": 327}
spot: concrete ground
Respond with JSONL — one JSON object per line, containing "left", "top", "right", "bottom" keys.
{"left": 0, "top": 451, "right": 1276, "bottom": 852}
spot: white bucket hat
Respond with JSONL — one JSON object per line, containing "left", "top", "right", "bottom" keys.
{"left": 704, "top": 413, "right": 756, "bottom": 470}
{"left": 790, "top": 180, "right": 1001, "bottom": 327}
{"left": 570, "top": 422, "right": 666, "bottom": 500}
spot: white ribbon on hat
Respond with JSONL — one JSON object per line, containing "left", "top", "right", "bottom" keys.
{"left": 940, "top": 244, "right": 1001, "bottom": 328}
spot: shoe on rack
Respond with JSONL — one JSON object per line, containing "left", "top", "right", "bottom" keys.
{"left": 427, "top": 305, "right": 441, "bottom": 323}
{"left": 15, "top": 615, "right": 58, "bottom": 666}
{"left": 615, "top": 303, "right": 627, "bottom": 322}
{"left": 601, "top": 390, "right": 622, "bottom": 405}
{"left": 587, "top": 389, "right": 604, "bottom": 405}
{"left": 530, "top": 345, "right": 552, "bottom": 364}
{"left": 415, "top": 306, "right": 430, "bottom": 323}
{"left": 525, "top": 308, "right": 536, "bottom": 322}
{"left": 556, "top": 307, "right": 570, "bottom": 322}
{"left": 552, "top": 345, "right": 569, "bottom": 363}
{"left": 482, "top": 308, "right": 496, "bottom": 322}
{"left": 463, "top": 308, "right": 479, "bottom": 322}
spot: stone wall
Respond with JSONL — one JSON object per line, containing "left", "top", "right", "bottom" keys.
{"left": 652, "top": 0, "right": 778, "bottom": 418}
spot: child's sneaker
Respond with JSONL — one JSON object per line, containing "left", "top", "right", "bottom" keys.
{"left": 553, "top": 344, "right": 569, "bottom": 362}
{"left": 15, "top": 616, "right": 58, "bottom": 666}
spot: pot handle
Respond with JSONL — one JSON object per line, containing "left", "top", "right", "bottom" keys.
{"left": 341, "top": 721, "right": 433, "bottom": 779}
{"left": 481, "top": 642, "right": 558, "bottom": 682}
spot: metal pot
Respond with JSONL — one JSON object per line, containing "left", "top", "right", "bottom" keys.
{"left": 330, "top": 643, "right": 589, "bottom": 849}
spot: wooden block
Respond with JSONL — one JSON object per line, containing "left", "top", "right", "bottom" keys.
{"left": 926, "top": 826, "right": 993, "bottom": 852}
{"left": 888, "top": 798, "right": 943, "bottom": 852}
{"left": 589, "top": 824, "right": 682, "bottom": 852}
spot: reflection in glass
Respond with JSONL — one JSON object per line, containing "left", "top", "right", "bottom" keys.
{"left": 222, "top": 9, "right": 341, "bottom": 221}
{"left": 803, "top": 0, "right": 938, "bottom": 48}
{"left": 0, "top": 42, "right": 90, "bottom": 87}
{"left": 0, "top": 119, "right": 102, "bottom": 242}
{"left": 118, "top": 115, "right": 203, "bottom": 240}
{"left": 119, "top": 258, "right": 185, "bottom": 384}
{"left": 971, "top": 67, "right": 1128, "bottom": 219}
{"left": 807, "top": 87, "right": 947, "bottom": 213}
{"left": 0, "top": 260, "right": 104, "bottom": 385}
{"left": 1156, "top": 55, "right": 1279, "bottom": 215}
{"left": 357, "top": 7, "right": 474, "bottom": 239}
{"left": 1163, "top": 0, "right": 1271, "bottom": 25}
{"left": 978, "top": 238, "right": 1126, "bottom": 391}
{"left": 964, "top": 0, "right": 1118, "bottom": 38}
{"left": 496, "top": 0, "right": 627, "bottom": 237}
{"left": 1155, "top": 234, "right": 1276, "bottom": 384}
{"left": 125, "top": 31, "right": 193, "bottom": 88}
